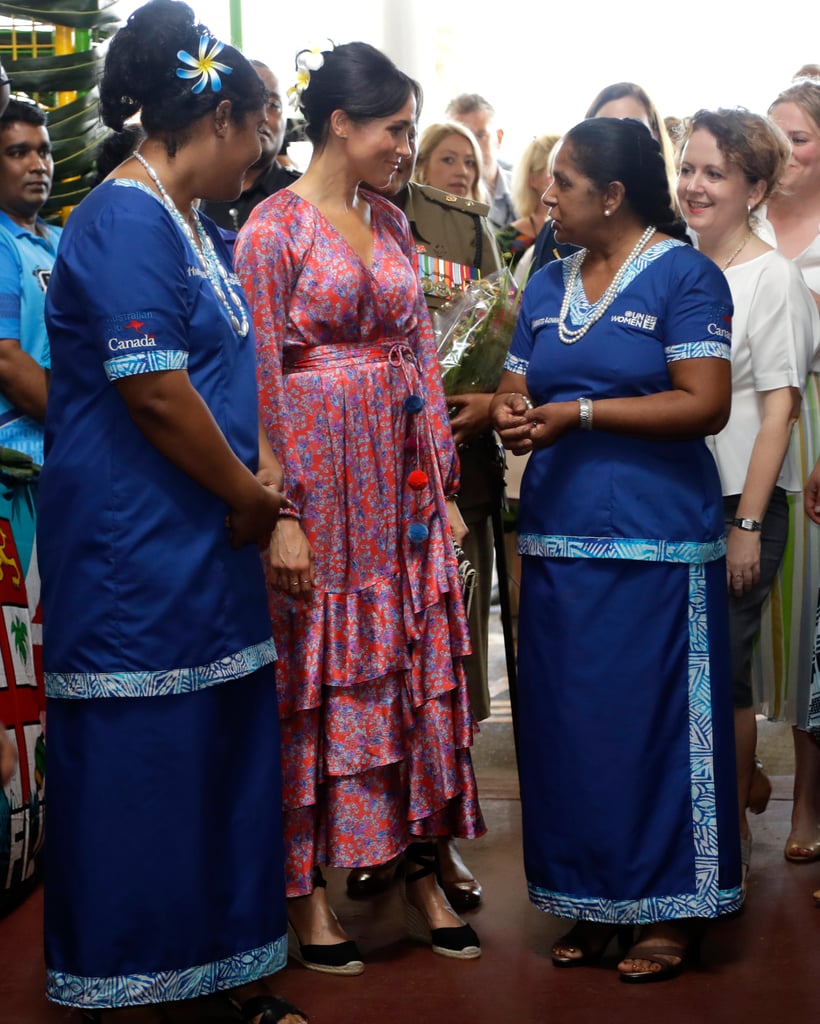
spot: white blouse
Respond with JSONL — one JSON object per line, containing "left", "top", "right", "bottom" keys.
{"left": 706, "top": 248, "right": 820, "bottom": 494}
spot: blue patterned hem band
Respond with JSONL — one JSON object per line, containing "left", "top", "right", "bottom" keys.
{"left": 46, "top": 637, "right": 277, "bottom": 699}
{"left": 526, "top": 883, "right": 743, "bottom": 922}
{"left": 665, "top": 340, "right": 731, "bottom": 362}
{"left": 518, "top": 534, "right": 726, "bottom": 563}
{"left": 104, "top": 349, "right": 189, "bottom": 381}
{"left": 46, "top": 934, "right": 287, "bottom": 1008}
{"left": 503, "top": 353, "right": 529, "bottom": 376}
{"left": 525, "top": 561, "right": 742, "bottom": 921}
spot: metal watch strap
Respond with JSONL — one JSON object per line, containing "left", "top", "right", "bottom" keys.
{"left": 577, "top": 396, "right": 593, "bottom": 430}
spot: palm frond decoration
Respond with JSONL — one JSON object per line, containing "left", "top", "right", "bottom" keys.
{"left": 0, "top": 1, "right": 125, "bottom": 218}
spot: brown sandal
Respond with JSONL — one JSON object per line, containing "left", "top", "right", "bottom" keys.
{"left": 551, "top": 922, "right": 632, "bottom": 967}
{"left": 618, "top": 923, "right": 703, "bottom": 984}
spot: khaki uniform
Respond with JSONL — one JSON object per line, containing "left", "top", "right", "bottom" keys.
{"left": 395, "top": 182, "right": 504, "bottom": 722}
{"left": 397, "top": 182, "right": 501, "bottom": 309}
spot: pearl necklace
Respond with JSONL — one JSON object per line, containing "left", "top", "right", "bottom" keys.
{"left": 557, "top": 225, "right": 656, "bottom": 345}
{"left": 132, "top": 151, "right": 249, "bottom": 338}
{"left": 721, "top": 230, "right": 751, "bottom": 271}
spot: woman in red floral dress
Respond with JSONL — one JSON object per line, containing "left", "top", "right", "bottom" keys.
{"left": 236, "top": 41, "right": 485, "bottom": 975}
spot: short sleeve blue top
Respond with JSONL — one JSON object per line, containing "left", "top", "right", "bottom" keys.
{"left": 38, "top": 181, "right": 275, "bottom": 699}
{"left": 0, "top": 210, "right": 61, "bottom": 461}
{"left": 506, "top": 240, "right": 733, "bottom": 552}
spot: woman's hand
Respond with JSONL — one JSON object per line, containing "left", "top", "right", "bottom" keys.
{"left": 228, "top": 485, "right": 292, "bottom": 549}
{"left": 448, "top": 393, "right": 493, "bottom": 446}
{"left": 525, "top": 401, "right": 578, "bottom": 450}
{"left": 446, "top": 497, "right": 468, "bottom": 547}
{"left": 491, "top": 391, "right": 536, "bottom": 454}
{"left": 269, "top": 517, "right": 315, "bottom": 597}
{"left": 726, "top": 527, "right": 761, "bottom": 595}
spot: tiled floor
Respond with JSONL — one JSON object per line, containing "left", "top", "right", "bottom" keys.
{"left": 2, "top": 610, "right": 817, "bottom": 1023}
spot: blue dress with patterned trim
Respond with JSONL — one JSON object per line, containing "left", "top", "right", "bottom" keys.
{"left": 508, "top": 240, "right": 742, "bottom": 922}
{"left": 37, "top": 181, "right": 287, "bottom": 1008}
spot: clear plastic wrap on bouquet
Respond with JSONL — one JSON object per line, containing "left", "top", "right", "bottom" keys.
{"left": 434, "top": 268, "right": 522, "bottom": 395}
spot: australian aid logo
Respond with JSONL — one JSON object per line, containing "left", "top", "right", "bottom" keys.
{"left": 106, "top": 315, "right": 158, "bottom": 353}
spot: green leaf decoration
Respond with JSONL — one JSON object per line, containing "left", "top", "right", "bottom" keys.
{"left": 10, "top": 616, "right": 28, "bottom": 664}
{"left": 0, "top": 2, "right": 125, "bottom": 216}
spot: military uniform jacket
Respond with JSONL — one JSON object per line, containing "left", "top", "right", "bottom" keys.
{"left": 397, "top": 182, "right": 501, "bottom": 310}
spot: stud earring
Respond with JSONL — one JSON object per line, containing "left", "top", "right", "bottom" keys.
{"left": 603, "top": 209, "right": 611, "bottom": 217}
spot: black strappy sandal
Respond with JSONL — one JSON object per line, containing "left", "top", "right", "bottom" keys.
{"left": 287, "top": 866, "right": 364, "bottom": 976}
{"left": 403, "top": 841, "right": 481, "bottom": 959}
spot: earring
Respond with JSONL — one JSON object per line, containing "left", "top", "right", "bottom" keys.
{"left": 603, "top": 209, "right": 611, "bottom": 217}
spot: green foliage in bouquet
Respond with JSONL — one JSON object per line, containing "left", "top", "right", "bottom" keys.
{"left": 435, "top": 268, "right": 523, "bottom": 395}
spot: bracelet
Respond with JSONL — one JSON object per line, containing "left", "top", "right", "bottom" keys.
{"left": 0, "top": 79, "right": 9, "bottom": 88}
{"left": 577, "top": 396, "right": 593, "bottom": 431}
{"left": 730, "top": 517, "right": 762, "bottom": 532}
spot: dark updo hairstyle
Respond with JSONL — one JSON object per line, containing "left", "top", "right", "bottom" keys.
{"left": 296, "top": 41, "right": 421, "bottom": 149}
{"left": 100, "top": 0, "right": 266, "bottom": 155}
{"left": 563, "top": 117, "right": 689, "bottom": 242}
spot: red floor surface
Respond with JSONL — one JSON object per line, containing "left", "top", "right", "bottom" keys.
{"left": 1, "top": 774, "right": 817, "bottom": 1024}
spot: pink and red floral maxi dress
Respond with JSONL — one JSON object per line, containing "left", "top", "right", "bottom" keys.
{"left": 236, "top": 189, "right": 485, "bottom": 895}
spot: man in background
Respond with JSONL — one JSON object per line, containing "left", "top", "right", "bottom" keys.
{"left": 202, "top": 61, "right": 300, "bottom": 233}
{"left": 0, "top": 99, "right": 60, "bottom": 465}
{"left": 446, "top": 93, "right": 515, "bottom": 230}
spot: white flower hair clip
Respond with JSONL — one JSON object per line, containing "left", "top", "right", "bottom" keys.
{"left": 177, "top": 35, "right": 233, "bottom": 94}
{"left": 287, "top": 41, "right": 333, "bottom": 110}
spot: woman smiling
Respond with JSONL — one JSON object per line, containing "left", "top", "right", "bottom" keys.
{"left": 678, "top": 108, "right": 819, "bottom": 896}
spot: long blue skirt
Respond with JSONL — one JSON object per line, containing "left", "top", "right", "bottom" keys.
{"left": 44, "top": 665, "right": 287, "bottom": 1008}
{"left": 517, "top": 555, "right": 742, "bottom": 922}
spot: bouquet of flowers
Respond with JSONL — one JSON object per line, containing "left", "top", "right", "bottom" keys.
{"left": 434, "top": 268, "right": 522, "bottom": 395}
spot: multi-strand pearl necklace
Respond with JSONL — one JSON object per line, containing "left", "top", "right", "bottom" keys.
{"left": 557, "top": 225, "right": 656, "bottom": 345}
{"left": 132, "top": 151, "right": 249, "bottom": 338}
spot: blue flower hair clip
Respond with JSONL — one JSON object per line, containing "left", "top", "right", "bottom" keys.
{"left": 177, "top": 35, "right": 233, "bottom": 94}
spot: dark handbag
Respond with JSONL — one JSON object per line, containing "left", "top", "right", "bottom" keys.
{"left": 453, "top": 542, "right": 477, "bottom": 618}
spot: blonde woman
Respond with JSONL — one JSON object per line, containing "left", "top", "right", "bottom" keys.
{"left": 496, "top": 133, "right": 560, "bottom": 279}
{"left": 753, "top": 77, "right": 820, "bottom": 866}
{"left": 414, "top": 121, "right": 486, "bottom": 202}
